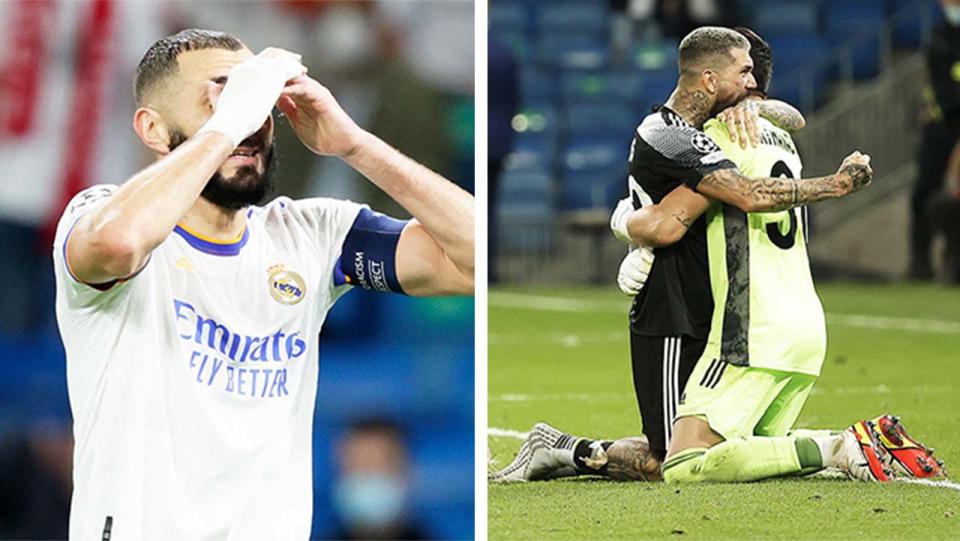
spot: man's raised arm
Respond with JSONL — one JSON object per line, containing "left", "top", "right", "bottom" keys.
{"left": 698, "top": 151, "right": 873, "bottom": 213}
{"left": 279, "top": 75, "right": 474, "bottom": 297}
{"left": 67, "top": 49, "right": 306, "bottom": 285}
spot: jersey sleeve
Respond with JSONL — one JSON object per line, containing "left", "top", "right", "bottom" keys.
{"left": 287, "top": 197, "right": 366, "bottom": 305}
{"left": 53, "top": 184, "right": 137, "bottom": 308}
{"left": 636, "top": 120, "right": 739, "bottom": 192}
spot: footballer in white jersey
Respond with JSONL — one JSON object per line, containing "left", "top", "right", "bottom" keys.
{"left": 53, "top": 30, "right": 474, "bottom": 540}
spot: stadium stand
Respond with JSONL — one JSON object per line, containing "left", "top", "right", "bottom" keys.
{"left": 492, "top": 0, "right": 942, "bottom": 281}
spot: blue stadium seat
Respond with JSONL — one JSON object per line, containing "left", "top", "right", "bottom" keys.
{"left": 499, "top": 168, "right": 553, "bottom": 205}
{"left": 559, "top": 70, "right": 645, "bottom": 107}
{"left": 506, "top": 132, "right": 557, "bottom": 171}
{"left": 562, "top": 137, "right": 627, "bottom": 172}
{"left": 888, "top": 0, "right": 939, "bottom": 47}
{"left": 536, "top": 3, "right": 608, "bottom": 40}
{"left": 536, "top": 37, "right": 610, "bottom": 71}
{"left": 559, "top": 136, "right": 628, "bottom": 210}
{"left": 824, "top": 1, "right": 887, "bottom": 80}
{"left": 753, "top": 2, "right": 821, "bottom": 38}
{"left": 560, "top": 164, "right": 628, "bottom": 210}
{"left": 765, "top": 36, "right": 831, "bottom": 102}
{"left": 489, "top": 2, "right": 528, "bottom": 36}
{"left": 565, "top": 103, "right": 638, "bottom": 139}
{"left": 637, "top": 69, "right": 677, "bottom": 111}
{"left": 519, "top": 67, "right": 558, "bottom": 104}
{"left": 630, "top": 41, "right": 678, "bottom": 72}
{"left": 497, "top": 200, "right": 556, "bottom": 252}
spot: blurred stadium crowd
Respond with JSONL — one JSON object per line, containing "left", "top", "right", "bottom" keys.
{"left": 490, "top": 0, "right": 960, "bottom": 285}
{"left": 0, "top": 1, "right": 473, "bottom": 539}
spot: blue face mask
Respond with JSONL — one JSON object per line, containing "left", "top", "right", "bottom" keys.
{"left": 334, "top": 474, "right": 406, "bottom": 528}
{"left": 945, "top": 5, "right": 960, "bottom": 26}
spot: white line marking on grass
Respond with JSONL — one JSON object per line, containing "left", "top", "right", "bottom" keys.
{"left": 827, "top": 313, "right": 960, "bottom": 334}
{"left": 489, "top": 292, "right": 625, "bottom": 313}
{"left": 490, "top": 331, "right": 625, "bottom": 347}
{"left": 490, "top": 293, "right": 960, "bottom": 334}
{"left": 490, "top": 392, "right": 631, "bottom": 402}
{"left": 488, "top": 427, "right": 527, "bottom": 439}
{"left": 895, "top": 478, "right": 960, "bottom": 491}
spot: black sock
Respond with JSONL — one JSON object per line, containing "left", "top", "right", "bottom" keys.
{"left": 573, "top": 439, "right": 613, "bottom": 474}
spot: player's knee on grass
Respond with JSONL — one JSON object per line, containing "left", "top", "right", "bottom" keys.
{"left": 664, "top": 437, "right": 805, "bottom": 484}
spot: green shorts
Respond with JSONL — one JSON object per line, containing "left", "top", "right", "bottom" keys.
{"left": 677, "top": 358, "right": 817, "bottom": 440}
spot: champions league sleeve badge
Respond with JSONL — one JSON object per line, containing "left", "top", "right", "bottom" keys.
{"left": 691, "top": 132, "right": 720, "bottom": 154}
{"left": 268, "top": 264, "right": 306, "bottom": 305}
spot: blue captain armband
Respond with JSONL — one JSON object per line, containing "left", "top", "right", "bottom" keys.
{"left": 334, "top": 208, "right": 409, "bottom": 294}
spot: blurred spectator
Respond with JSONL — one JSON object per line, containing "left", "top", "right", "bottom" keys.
{"left": 927, "top": 142, "right": 960, "bottom": 282}
{"left": 488, "top": 33, "right": 518, "bottom": 283}
{"left": 332, "top": 419, "right": 427, "bottom": 541}
{"left": 0, "top": 423, "right": 72, "bottom": 539}
{"left": 912, "top": 0, "right": 960, "bottom": 280}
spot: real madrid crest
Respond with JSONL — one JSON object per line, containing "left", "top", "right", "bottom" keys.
{"left": 267, "top": 264, "right": 306, "bottom": 305}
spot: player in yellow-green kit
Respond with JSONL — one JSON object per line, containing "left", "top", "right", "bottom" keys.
{"left": 626, "top": 27, "right": 942, "bottom": 484}
{"left": 490, "top": 26, "right": 943, "bottom": 485}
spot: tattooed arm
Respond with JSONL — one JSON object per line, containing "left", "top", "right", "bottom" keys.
{"left": 698, "top": 151, "right": 873, "bottom": 213}
{"left": 626, "top": 185, "right": 711, "bottom": 247}
{"left": 756, "top": 99, "right": 806, "bottom": 132}
{"left": 718, "top": 97, "right": 807, "bottom": 147}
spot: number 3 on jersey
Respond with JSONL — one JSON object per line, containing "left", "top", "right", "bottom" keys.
{"left": 766, "top": 160, "right": 807, "bottom": 250}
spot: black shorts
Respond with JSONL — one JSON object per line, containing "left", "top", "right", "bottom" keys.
{"left": 629, "top": 332, "right": 706, "bottom": 460}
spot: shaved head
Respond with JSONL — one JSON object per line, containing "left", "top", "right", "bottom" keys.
{"left": 678, "top": 26, "right": 750, "bottom": 77}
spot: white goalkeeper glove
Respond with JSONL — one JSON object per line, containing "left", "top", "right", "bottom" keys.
{"left": 610, "top": 197, "right": 634, "bottom": 244}
{"left": 196, "top": 48, "right": 307, "bottom": 147}
{"left": 617, "top": 246, "right": 655, "bottom": 296}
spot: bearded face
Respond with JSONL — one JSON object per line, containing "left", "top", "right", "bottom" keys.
{"left": 167, "top": 129, "right": 276, "bottom": 210}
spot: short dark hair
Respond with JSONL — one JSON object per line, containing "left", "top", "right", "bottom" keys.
{"left": 678, "top": 26, "right": 750, "bottom": 76}
{"left": 134, "top": 28, "right": 245, "bottom": 105}
{"left": 735, "top": 27, "right": 772, "bottom": 95}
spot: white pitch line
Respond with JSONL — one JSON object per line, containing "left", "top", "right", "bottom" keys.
{"left": 488, "top": 427, "right": 527, "bottom": 439}
{"left": 895, "top": 478, "right": 960, "bottom": 491}
{"left": 490, "top": 293, "right": 960, "bottom": 335}
{"left": 489, "top": 292, "right": 626, "bottom": 313}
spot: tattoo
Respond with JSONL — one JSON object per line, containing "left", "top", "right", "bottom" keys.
{"left": 699, "top": 168, "right": 854, "bottom": 212}
{"left": 840, "top": 163, "right": 872, "bottom": 191}
{"left": 669, "top": 89, "right": 712, "bottom": 127}
{"left": 601, "top": 437, "right": 662, "bottom": 481}
{"left": 672, "top": 211, "right": 693, "bottom": 229}
{"left": 757, "top": 99, "right": 806, "bottom": 133}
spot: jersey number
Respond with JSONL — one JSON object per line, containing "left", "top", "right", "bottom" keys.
{"left": 766, "top": 161, "right": 801, "bottom": 250}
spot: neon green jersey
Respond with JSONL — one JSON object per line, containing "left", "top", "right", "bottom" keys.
{"left": 700, "top": 118, "right": 826, "bottom": 376}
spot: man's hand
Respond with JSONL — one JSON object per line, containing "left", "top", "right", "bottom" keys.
{"left": 198, "top": 48, "right": 307, "bottom": 147}
{"left": 277, "top": 75, "right": 368, "bottom": 158}
{"left": 836, "top": 151, "right": 873, "bottom": 195}
{"left": 617, "top": 247, "right": 655, "bottom": 296}
{"left": 717, "top": 98, "right": 760, "bottom": 148}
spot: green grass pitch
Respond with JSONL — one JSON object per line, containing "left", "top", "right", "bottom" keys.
{"left": 488, "top": 283, "right": 960, "bottom": 540}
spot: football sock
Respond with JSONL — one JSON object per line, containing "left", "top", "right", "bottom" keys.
{"left": 572, "top": 439, "right": 614, "bottom": 474}
{"left": 662, "top": 436, "right": 823, "bottom": 483}
{"left": 809, "top": 433, "right": 847, "bottom": 469}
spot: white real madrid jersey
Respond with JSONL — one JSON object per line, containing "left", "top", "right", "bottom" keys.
{"left": 53, "top": 185, "right": 363, "bottom": 540}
